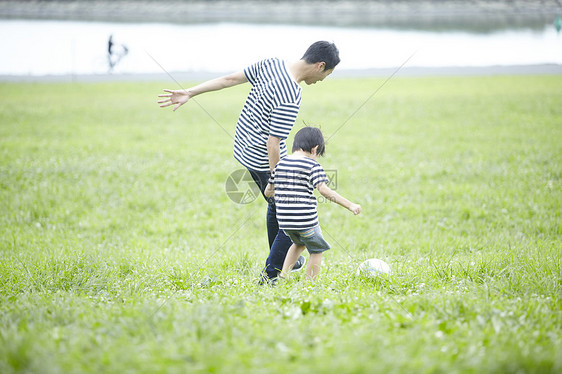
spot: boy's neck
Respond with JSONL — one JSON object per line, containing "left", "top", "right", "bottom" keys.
{"left": 292, "top": 149, "right": 317, "bottom": 160}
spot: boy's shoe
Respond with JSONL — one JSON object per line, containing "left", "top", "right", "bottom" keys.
{"left": 291, "top": 255, "right": 306, "bottom": 273}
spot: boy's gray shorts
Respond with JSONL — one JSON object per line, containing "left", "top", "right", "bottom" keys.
{"left": 283, "top": 225, "right": 331, "bottom": 254}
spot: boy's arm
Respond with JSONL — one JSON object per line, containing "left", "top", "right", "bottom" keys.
{"left": 317, "top": 182, "right": 361, "bottom": 215}
{"left": 158, "top": 71, "right": 248, "bottom": 111}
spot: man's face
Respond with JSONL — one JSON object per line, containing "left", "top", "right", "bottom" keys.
{"left": 305, "top": 63, "right": 334, "bottom": 85}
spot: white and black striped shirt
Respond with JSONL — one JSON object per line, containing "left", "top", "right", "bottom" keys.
{"left": 270, "top": 156, "right": 329, "bottom": 230}
{"left": 233, "top": 58, "right": 302, "bottom": 172}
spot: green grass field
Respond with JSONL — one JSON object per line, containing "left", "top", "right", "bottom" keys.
{"left": 0, "top": 75, "right": 561, "bottom": 373}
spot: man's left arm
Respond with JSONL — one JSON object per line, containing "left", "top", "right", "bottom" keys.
{"left": 267, "top": 135, "right": 281, "bottom": 172}
{"left": 268, "top": 101, "right": 299, "bottom": 171}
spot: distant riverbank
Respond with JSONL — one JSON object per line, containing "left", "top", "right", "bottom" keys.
{"left": 2, "top": 3, "right": 561, "bottom": 80}
{"left": 2, "top": 64, "right": 562, "bottom": 83}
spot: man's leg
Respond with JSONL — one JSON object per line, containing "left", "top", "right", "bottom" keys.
{"left": 264, "top": 220, "right": 293, "bottom": 279}
{"left": 265, "top": 199, "right": 278, "bottom": 249}
{"left": 248, "top": 169, "right": 277, "bottom": 248}
{"left": 247, "top": 168, "right": 304, "bottom": 279}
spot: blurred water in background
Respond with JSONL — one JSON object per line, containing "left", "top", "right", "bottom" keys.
{"left": 0, "top": 18, "right": 560, "bottom": 77}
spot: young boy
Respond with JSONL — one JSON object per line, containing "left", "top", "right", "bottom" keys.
{"left": 264, "top": 126, "right": 361, "bottom": 281}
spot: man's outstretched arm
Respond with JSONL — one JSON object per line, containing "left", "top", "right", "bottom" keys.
{"left": 158, "top": 71, "right": 248, "bottom": 111}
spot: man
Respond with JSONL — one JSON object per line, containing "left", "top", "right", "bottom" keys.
{"left": 158, "top": 41, "right": 340, "bottom": 283}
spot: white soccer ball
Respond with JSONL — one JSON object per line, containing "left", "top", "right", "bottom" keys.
{"left": 357, "top": 258, "right": 391, "bottom": 277}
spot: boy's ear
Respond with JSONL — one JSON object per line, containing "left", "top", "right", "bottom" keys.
{"left": 311, "top": 145, "right": 319, "bottom": 155}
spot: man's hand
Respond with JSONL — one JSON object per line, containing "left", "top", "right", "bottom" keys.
{"left": 158, "top": 89, "right": 191, "bottom": 111}
{"left": 264, "top": 183, "right": 274, "bottom": 198}
{"left": 158, "top": 71, "right": 248, "bottom": 112}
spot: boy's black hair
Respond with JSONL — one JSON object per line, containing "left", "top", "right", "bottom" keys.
{"left": 301, "top": 41, "right": 340, "bottom": 71}
{"left": 292, "top": 126, "right": 326, "bottom": 156}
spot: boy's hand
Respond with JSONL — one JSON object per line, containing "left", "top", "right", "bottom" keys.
{"left": 349, "top": 203, "right": 361, "bottom": 215}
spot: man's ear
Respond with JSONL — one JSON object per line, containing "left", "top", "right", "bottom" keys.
{"left": 316, "top": 61, "right": 326, "bottom": 71}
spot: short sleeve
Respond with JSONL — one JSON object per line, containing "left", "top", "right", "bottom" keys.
{"left": 244, "top": 60, "right": 263, "bottom": 86}
{"left": 270, "top": 103, "right": 299, "bottom": 139}
{"left": 310, "top": 164, "right": 329, "bottom": 188}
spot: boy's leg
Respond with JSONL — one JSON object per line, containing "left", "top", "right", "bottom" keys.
{"left": 307, "top": 253, "right": 323, "bottom": 281}
{"left": 280, "top": 243, "right": 306, "bottom": 278}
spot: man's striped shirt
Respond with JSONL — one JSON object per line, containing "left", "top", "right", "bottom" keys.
{"left": 233, "top": 58, "right": 302, "bottom": 172}
{"left": 270, "top": 155, "right": 329, "bottom": 230}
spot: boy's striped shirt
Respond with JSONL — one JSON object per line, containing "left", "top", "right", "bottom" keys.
{"left": 233, "top": 58, "right": 302, "bottom": 172}
{"left": 270, "top": 155, "right": 329, "bottom": 230}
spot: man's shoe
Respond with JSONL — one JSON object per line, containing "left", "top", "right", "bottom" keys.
{"left": 291, "top": 255, "right": 306, "bottom": 272}
{"left": 258, "top": 273, "right": 270, "bottom": 286}
{"left": 258, "top": 275, "right": 280, "bottom": 287}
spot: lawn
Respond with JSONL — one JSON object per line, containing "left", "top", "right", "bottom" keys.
{"left": 0, "top": 75, "right": 560, "bottom": 373}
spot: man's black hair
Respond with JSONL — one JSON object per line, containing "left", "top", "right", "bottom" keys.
{"left": 301, "top": 41, "right": 340, "bottom": 71}
{"left": 292, "top": 126, "right": 326, "bottom": 156}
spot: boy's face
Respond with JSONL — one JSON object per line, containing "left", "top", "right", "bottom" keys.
{"left": 304, "top": 62, "right": 334, "bottom": 85}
